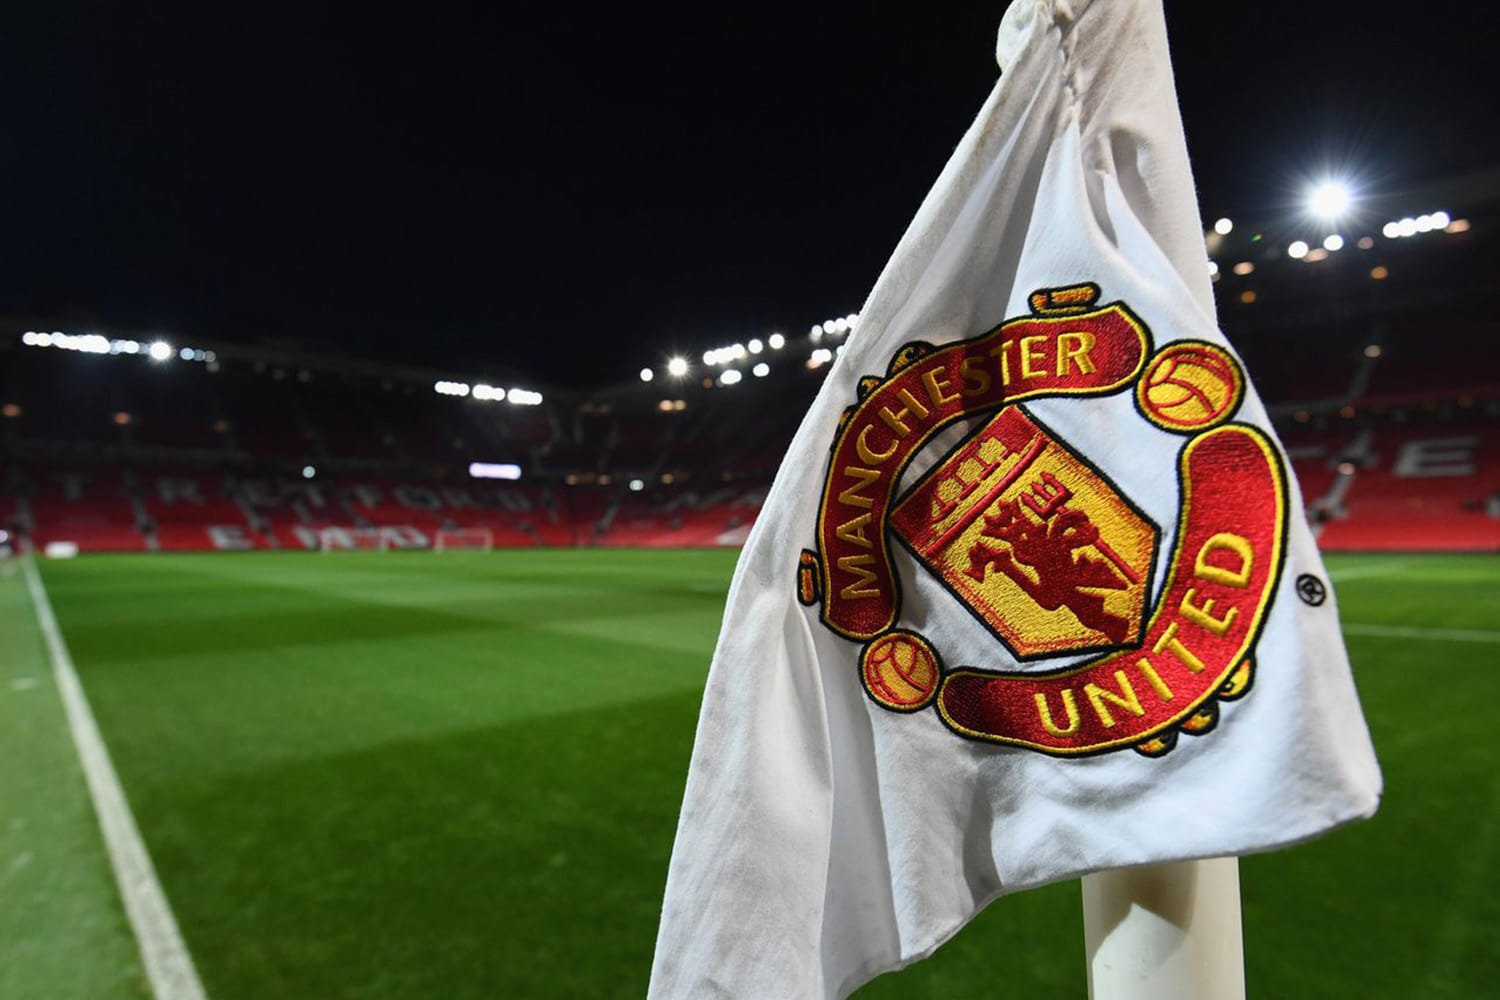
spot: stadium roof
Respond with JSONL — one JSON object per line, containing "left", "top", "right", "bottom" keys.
{"left": 3, "top": 0, "right": 1490, "bottom": 388}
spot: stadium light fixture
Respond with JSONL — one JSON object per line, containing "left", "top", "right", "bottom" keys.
{"left": 1323, "top": 234, "right": 1344, "bottom": 252}
{"left": 148, "top": 340, "right": 173, "bottom": 362}
{"left": 768, "top": 333, "right": 785, "bottom": 350}
{"left": 508, "top": 389, "right": 544, "bottom": 405}
{"left": 1287, "top": 240, "right": 1309, "bottom": 260}
{"left": 639, "top": 367, "right": 654, "bottom": 382}
{"left": 302, "top": 465, "right": 316, "bottom": 479}
{"left": 469, "top": 462, "right": 522, "bottom": 480}
{"left": 720, "top": 369, "right": 743, "bottom": 386}
{"left": 628, "top": 479, "right": 644, "bottom": 492}
{"left": 667, "top": 356, "right": 689, "bottom": 377}
{"left": 1308, "top": 181, "right": 1352, "bottom": 221}
{"left": 748, "top": 338, "right": 763, "bottom": 354}
{"left": 1214, "top": 217, "right": 1233, "bottom": 235}
{"left": 434, "top": 380, "right": 470, "bottom": 396}
{"left": 752, "top": 362, "right": 770, "bottom": 378}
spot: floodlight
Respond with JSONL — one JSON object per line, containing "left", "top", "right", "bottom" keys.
{"left": 768, "top": 333, "right": 785, "bottom": 350}
{"left": 667, "top": 357, "right": 689, "bottom": 377}
{"left": 1323, "top": 234, "right": 1344, "bottom": 252}
{"left": 302, "top": 465, "right": 316, "bottom": 479}
{"left": 629, "top": 479, "right": 644, "bottom": 492}
{"left": 720, "top": 369, "right": 742, "bottom": 385}
{"left": 1213, "top": 217, "right": 1233, "bottom": 235}
{"left": 752, "top": 362, "right": 770, "bottom": 377}
{"left": 1381, "top": 222, "right": 1399, "bottom": 239}
{"left": 179, "top": 347, "right": 194, "bottom": 360}
{"left": 148, "top": 340, "right": 173, "bottom": 362}
{"left": 469, "top": 462, "right": 522, "bottom": 480}
{"left": 1287, "top": 240, "right": 1309, "bottom": 260}
{"left": 639, "top": 367, "right": 654, "bottom": 382}
{"left": 748, "top": 338, "right": 763, "bottom": 354}
{"left": 1308, "top": 181, "right": 1351, "bottom": 220}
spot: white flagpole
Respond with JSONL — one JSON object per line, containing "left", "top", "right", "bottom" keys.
{"left": 1082, "top": 857, "right": 1245, "bottom": 1000}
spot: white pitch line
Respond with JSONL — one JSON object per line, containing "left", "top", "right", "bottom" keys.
{"left": 22, "top": 557, "right": 208, "bottom": 1000}
{"left": 1343, "top": 622, "right": 1500, "bottom": 644}
{"left": 1328, "top": 560, "right": 1406, "bottom": 582}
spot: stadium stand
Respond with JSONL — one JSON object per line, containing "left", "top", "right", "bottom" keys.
{"left": 3, "top": 189, "right": 1497, "bottom": 553}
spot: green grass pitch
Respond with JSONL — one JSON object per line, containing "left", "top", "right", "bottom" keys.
{"left": 4, "top": 550, "right": 1497, "bottom": 997}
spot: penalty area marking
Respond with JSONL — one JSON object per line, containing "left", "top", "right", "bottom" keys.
{"left": 21, "top": 557, "right": 208, "bottom": 1000}
{"left": 1342, "top": 622, "right": 1500, "bottom": 645}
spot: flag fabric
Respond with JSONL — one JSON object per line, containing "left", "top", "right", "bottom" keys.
{"left": 648, "top": 0, "right": 1382, "bottom": 996}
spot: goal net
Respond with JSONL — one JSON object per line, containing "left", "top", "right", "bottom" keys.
{"left": 317, "top": 527, "right": 393, "bottom": 552}
{"left": 433, "top": 528, "right": 494, "bottom": 553}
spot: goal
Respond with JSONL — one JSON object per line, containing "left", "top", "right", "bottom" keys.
{"left": 433, "top": 528, "right": 494, "bottom": 553}
{"left": 317, "top": 526, "right": 392, "bottom": 552}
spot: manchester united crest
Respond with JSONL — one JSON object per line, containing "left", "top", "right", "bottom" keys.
{"left": 796, "top": 283, "right": 1287, "bottom": 758}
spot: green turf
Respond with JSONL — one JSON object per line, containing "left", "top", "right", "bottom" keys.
{"left": 20, "top": 550, "right": 1500, "bottom": 997}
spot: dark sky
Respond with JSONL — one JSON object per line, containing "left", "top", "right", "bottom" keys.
{"left": 2, "top": 1, "right": 1492, "bottom": 387}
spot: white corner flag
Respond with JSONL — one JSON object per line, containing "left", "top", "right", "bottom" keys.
{"left": 649, "top": 0, "right": 1381, "bottom": 996}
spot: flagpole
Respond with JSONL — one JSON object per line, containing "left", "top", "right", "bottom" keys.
{"left": 1081, "top": 857, "right": 1245, "bottom": 1000}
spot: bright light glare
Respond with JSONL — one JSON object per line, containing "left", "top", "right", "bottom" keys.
{"left": 1308, "top": 181, "right": 1351, "bottom": 219}
{"left": 148, "top": 340, "right": 173, "bottom": 362}
{"left": 628, "top": 479, "right": 645, "bottom": 492}
{"left": 472, "top": 384, "right": 506, "bottom": 401}
{"left": 752, "top": 362, "right": 770, "bottom": 377}
{"left": 667, "top": 357, "right": 689, "bottom": 377}
{"left": 1287, "top": 240, "right": 1310, "bottom": 260}
{"left": 434, "top": 380, "right": 470, "bottom": 396}
{"left": 508, "top": 389, "right": 544, "bottom": 406}
{"left": 1214, "top": 217, "right": 1233, "bottom": 235}
{"left": 768, "top": 333, "right": 785, "bottom": 350}
{"left": 302, "top": 465, "right": 316, "bottom": 479}
{"left": 469, "top": 462, "right": 522, "bottom": 480}
{"left": 747, "top": 338, "right": 763, "bottom": 354}
{"left": 720, "top": 369, "right": 743, "bottom": 386}
{"left": 1323, "top": 234, "right": 1344, "bottom": 252}
{"left": 639, "top": 367, "right": 654, "bottom": 382}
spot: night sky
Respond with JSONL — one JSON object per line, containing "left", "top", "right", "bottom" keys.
{"left": 3, "top": 1, "right": 1492, "bottom": 387}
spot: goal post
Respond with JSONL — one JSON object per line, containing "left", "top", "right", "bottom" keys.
{"left": 433, "top": 528, "right": 494, "bottom": 553}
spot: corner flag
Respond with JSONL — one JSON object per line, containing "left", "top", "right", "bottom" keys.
{"left": 650, "top": 1, "right": 1381, "bottom": 996}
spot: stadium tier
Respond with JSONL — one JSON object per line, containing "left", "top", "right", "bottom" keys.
{"left": 3, "top": 198, "right": 1497, "bottom": 553}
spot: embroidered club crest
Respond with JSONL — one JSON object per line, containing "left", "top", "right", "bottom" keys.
{"left": 796, "top": 283, "right": 1287, "bottom": 758}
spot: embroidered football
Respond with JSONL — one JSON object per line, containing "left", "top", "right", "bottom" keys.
{"left": 860, "top": 631, "right": 940, "bottom": 711}
{"left": 1137, "top": 341, "right": 1243, "bottom": 432}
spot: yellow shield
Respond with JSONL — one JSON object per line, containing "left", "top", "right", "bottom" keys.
{"left": 891, "top": 406, "right": 1158, "bottom": 659}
